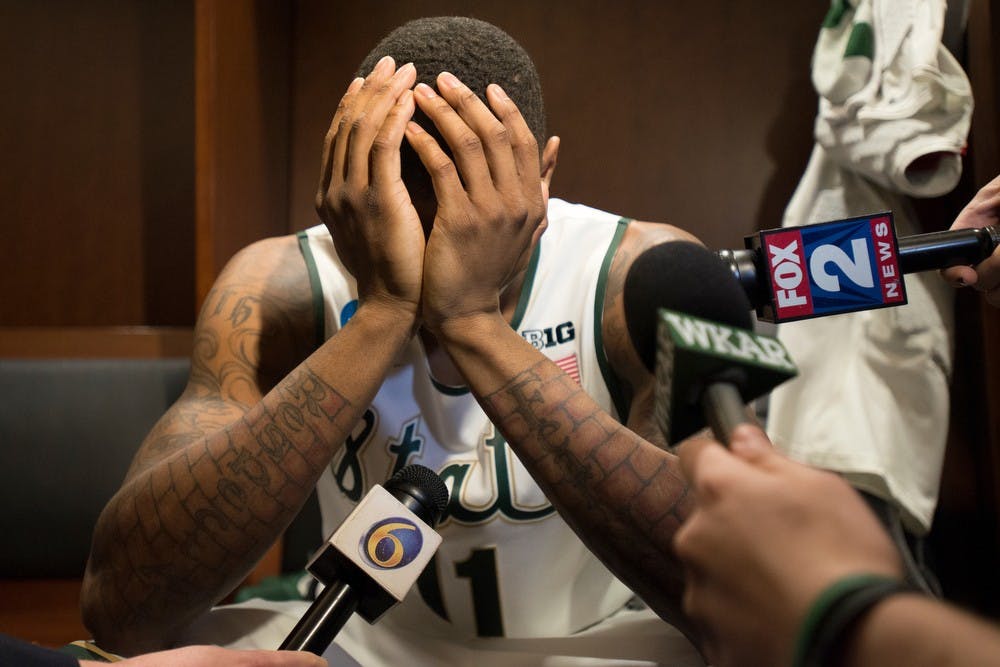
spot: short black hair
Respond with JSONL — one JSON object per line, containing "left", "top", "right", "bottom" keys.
{"left": 357, "top": 16, "right": 546, "bottom": 143}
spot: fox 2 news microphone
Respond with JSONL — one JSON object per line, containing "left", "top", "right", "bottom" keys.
{"left": 625, "top": 241, "right": 798, "bottom": 446}
{"left": 717, "top": 213, "right": 1000, "bottom": 323}
{"left": 279, "top": 464, "right": 449, "bottom": 655}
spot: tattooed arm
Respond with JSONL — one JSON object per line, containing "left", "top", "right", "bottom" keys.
{"left": 82, "top": 57, "right": 424, "bottom": 655}
{"left": 81, "top": 238, "right": 416, "bottom": 654}
{"left": 407, "top": 72, "right": 702, "bottom": 636}
{"left": 427, "top": 228, "right": 701, "bottom": 639}
{"left": 436, "top": 224, "right": 702, "bottom": 638}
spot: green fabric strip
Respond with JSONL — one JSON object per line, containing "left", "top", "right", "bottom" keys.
{"left": 844, "top": 21, "right": 875, "bottom": 60}
{"left": 822, "top": 0, "right": 853, "bottom": 28}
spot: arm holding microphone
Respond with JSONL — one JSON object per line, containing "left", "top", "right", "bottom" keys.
{"left": 717, "top": 205, "right": 999, "bottom": 320}
{"left": 0, "top": 633, "right": 326, "bottom": 667}
{"left": 941, "top": 174, "right": 1000, "bottom": 306}
{"left": 674, "top": 426, "right": 1000, "bottom": 667}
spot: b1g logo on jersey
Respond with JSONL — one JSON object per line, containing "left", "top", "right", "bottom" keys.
{"left": 360, "top": 517, "right": 423, "bottom": 570}
{"left": 758, "top": 213, "right": 906, "bottom": 322}
{"left": 520, "top": 321, "right": 575, "bottom": 349}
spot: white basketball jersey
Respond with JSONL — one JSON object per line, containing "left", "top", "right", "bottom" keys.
{"left": 296, "top": 199, "right": 701, "bottom": 665}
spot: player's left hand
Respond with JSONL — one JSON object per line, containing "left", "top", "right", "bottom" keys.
{"left": 405, "top": 72, "right": 549, "bottom": 333}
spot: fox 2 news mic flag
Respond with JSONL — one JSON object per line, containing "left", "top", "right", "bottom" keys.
{"left": 718, "top": 217, "right": 999, "bottom": 321}
{"left": 281, "top": 465, "right": 447, "bottom": 655}
{"left": 654, "top": 309, "right": 798, "bottom": 447}
{"left": 750, "top": 212, "right": 906, "bottom": 323}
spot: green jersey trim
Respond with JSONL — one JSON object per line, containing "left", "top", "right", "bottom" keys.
{"left": 427, "top": 240, "right": 541, "bottom": 396}
{"left": 297, "top": 230, "right": 327, "bottom": 350}
{"left": 594, "top": 219, "right": 630, "bottom": 421}
{"left": 510, "top": 242, "right": 541, "bottom": 331}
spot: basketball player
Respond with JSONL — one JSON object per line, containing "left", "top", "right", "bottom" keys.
{"left": 82, "top": 17, "right": 703, "bottom": 666}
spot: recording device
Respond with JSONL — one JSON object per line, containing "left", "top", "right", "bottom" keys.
{"left": 280, "top": 464, "right": 450, "bottom": 655}
{"left": 717, "top": 214, "right": 1000, "bottom": 322}
{"left": 624, "top": 241, "right": 797, "bottom": 446}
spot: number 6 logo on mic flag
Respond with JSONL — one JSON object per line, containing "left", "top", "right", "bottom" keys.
{"left": 362, "top": 518, "right": 423, "bottom": 569}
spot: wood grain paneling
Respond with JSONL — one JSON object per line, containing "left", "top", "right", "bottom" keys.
{"left": 287, "top": 1, "right": 827, "bottom": 248}
{"left": 195, "top": 0, "right": 291, "bottom": 309}
{"left": 0, "top": 327, "right": 193, "bottom": 359}
{"left": 0, "top": 1, "right": 194, "bottom": 327}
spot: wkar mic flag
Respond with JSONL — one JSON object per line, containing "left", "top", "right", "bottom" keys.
{"left": 654, "top": 309, "right": 798, "bottom": 446}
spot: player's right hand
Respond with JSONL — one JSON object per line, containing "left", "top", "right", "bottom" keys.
{"left": 315, "top": 55, "right": 424, "bottom": 317}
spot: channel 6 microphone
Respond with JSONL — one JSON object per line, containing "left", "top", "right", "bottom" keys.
{"left": 624, "top": 241, "right": 798, "bottom": 446}
{"left": 280, "top": 464, "right": 450, "bottom": 655}
{"left": 717, "top": 213, "right": 1000, "bottom": 322}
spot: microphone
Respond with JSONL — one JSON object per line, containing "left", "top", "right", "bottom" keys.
{"left": 896, "top": 224, "right": 1000, "bottom": 274}
{"left": 279, "top": 464, "right": 450, "bottom": 655}
{"left": 624, "top": 242, "right": 798, "bottom": 446}
{"left": 718, "top": 218, "right": 1000, "bottom": 322}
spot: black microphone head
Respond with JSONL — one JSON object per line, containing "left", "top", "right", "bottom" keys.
{"left": 625, "top": 241, "right": 753, "bottom": 371}
{"left": 384, "top": 464, "right": 450, "bottom": 527}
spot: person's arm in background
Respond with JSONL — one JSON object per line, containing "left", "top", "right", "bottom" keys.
{"left": 408, "top": 71, "right": 702, "bottom": 637}
{"left": 0, "top": 634, "right": 325, "bottom": 667}
{"left": 674, "top": 425, "right": 1000, "bottom": 667}
{"left": 81, "top": 58, "right": 424, "bottom": 655}
{"left": 941, "top": 174, "right": 1000, "bottom": 306}
{"left": 81, "top": 645, "right": 326, "bottom": 667}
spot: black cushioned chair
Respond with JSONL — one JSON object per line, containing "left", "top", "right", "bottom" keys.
{"left": 0, "top": 358, "right": 191, "bottom": 578}
{"left": 0, "top": 357, "right": 322, "bottom": 649}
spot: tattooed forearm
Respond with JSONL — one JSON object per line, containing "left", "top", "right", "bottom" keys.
{"left": 481, "top": 358, "right": 693, "bottom": 621}
{"left": 486, "top": 360, "right": 690, "bottom": 536}
{"left": 85, "top": 364, "right": 355, "bottom": 651}
{"left": 84, "top": 237, "right": 417, "bottom": 652}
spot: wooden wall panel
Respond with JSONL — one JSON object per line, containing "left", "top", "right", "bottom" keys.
{"left": 0, "top": 327, "right": 193, "bottom": 359}
{"left": 195, "top": 0, "right": 291, "bottom": 309}
{"left": 287, "top": 1, "right": 827, "bottom": 248}
{"left": 0, "top": 1, "right": 194, "bottom": 327}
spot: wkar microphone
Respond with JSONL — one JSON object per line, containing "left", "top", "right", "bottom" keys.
{"left": 624, "top": 241, "right": 797, "bottom": 446}
{"left": 279, "top": 464, "right": 450, "bottom": 655}
{"left": 717, "top": 213, "right": 1000, "bottom": 322}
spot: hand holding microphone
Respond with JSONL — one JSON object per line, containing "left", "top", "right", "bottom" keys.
{"left": 280, "top": 464, "right": 449, "bottom": 656}
{"left": 717, "top": 211, "right": 1000, "bottom": 321}
{"left": 673, "top": 426, "right": 905, "bottom": 667}
{"left": 941, "top": 174, "right": 1000, "bottom": 307}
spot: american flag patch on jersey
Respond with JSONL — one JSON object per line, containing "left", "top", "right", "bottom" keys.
{"left": 554, "top": 353, "right": 581, "bottom": 385}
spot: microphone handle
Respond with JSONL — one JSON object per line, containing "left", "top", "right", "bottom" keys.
{"left": 278, "top": 579, "right": 359, "bottom": 655}
{"left": 702, "top": 381, "right": 754, "bottom": 446}
{"left": 897, "top": 224, "right": 1000, "bottom": 274}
